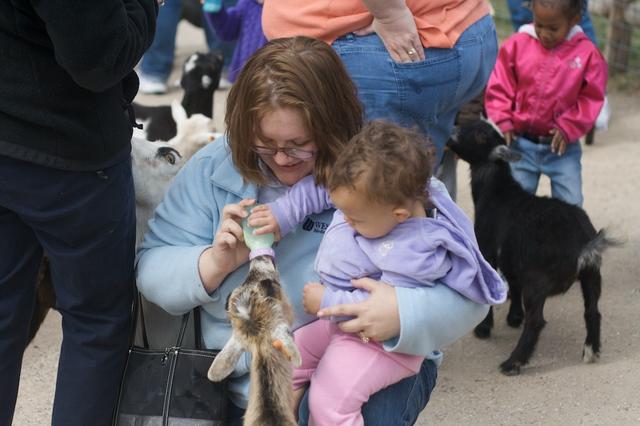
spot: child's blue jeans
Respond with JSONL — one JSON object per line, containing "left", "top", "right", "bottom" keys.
{"left": 510, "top": 136, "right": 584, "bottom": 206}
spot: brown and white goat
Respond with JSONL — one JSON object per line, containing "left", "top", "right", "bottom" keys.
{"left": 208, "top": 255, "right": 301, "bottom": 426}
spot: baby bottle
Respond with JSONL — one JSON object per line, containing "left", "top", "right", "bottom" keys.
{"left": 242, "top": 206, "right": 275, "bottom": 259}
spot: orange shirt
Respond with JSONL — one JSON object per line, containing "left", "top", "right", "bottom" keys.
{"left": 262, "top": 0, "right": 491, "bottom": 49}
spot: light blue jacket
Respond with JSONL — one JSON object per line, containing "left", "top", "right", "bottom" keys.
{"left": 136, "top": 138, "right": 489, "bottom": 407}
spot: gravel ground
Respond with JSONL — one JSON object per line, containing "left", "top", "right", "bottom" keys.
{"left": 12, "top": 22, "right": 640, "bottom": 426}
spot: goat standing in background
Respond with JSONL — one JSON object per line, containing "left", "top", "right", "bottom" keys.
{"left": 448, "top": 120, "right": 618, "bottom": 375}
{"left": 133, "top": 51, "right": 223, "bottom": 142}
{"left": 131, "top": 137, "right": 185, "bottom": 246}
{"left": 208, "top": 255, "right": 301, "bottom": 426}
{"left": 164, "top": 100, "right": 219, "bottom": 160}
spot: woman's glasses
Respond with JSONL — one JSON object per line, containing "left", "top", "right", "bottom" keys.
{"left": 251, "top": 146, "right": 316, "bottom": 160}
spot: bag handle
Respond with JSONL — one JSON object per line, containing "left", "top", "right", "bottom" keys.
{"left": 131, "top": 291, "right": 149, "bottom": 348}
{"left": 174, "top": 309, "right": 191, "bottom": 348}
{"left": 193, "top": 306, "right": 204, "bottom": 350}
{"left": 133, "top": 291, "right": 205, "bottom": 350}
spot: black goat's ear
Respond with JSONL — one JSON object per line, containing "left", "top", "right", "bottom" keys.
{"left": 489, "top": 145, "right": 522, "bottom": 163}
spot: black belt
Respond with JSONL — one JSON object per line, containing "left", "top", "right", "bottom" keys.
{"left": 521, "top": 133, "right": 553, "bottom": 144}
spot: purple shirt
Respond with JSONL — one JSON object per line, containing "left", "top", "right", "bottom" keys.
{"left": 204, "top": 0, "right": 267, "bottom": 83}
{"left": 269, "top": 176, "right": 506, "bottom": 312}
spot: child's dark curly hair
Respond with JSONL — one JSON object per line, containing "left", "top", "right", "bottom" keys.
{"left": 530, "top": 0, "right": 585, "bottom": 19}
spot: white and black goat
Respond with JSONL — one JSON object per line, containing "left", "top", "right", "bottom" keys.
{"left": 448, "top": 120, "right": 618, "bottom": 375}
{"left": 130, "top": 137, "right": 185, "bottom": 246}
{"left": 132, "top": 102, "right": 218, "bottom": 244}
{"left": 165, "top": 100, "right": 219, "bottom": 160}
{"left": 208, "top": 255, "right": 301, "bottom": 426}
{"left": 133, "top": 51, "right": 223, "bottom": 142}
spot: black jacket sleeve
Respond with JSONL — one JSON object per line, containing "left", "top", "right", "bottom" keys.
{"left": 30, "top": 0, "right": 158, "bottom": 92}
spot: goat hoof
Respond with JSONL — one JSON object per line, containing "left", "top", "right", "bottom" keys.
{"left": 506, "top": 314, "right": 523, "bottom": 328}
{"left": 499, "top": 360, "right": 521, "bottom": 376}
{"left": 582, "top": 344, "right": 600, "bottom": 363}
{"left": 473, "top": 324, "right": 492, "bottom": 339}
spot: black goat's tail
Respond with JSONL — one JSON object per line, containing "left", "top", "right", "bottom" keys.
{"left": 577, "top": 229, "right": 623, "bottom": 271}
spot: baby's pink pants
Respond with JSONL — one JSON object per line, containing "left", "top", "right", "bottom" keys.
{"left": 293, "top": 320, "right": 423, "bottom": 426}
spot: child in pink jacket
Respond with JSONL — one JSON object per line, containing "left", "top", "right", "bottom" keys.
{"left": 484, "top": 0, "right": 607, "bottom": 206}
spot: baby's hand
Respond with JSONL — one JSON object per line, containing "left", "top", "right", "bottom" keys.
{"left": 248, "top": 204, "right": 281, "bottom": 241}
{"left": 302, "top": 282, "right": 324, "bottom": 315}
{"left": 550, "top": 128, "right": 567, "bottom": 155}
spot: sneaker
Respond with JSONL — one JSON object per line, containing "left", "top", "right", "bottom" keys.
{"left": 218, "top": 76, "right": 232, "bottom": 90}
{"left": 139, "top": 74, "right": 168, "bottom": 94}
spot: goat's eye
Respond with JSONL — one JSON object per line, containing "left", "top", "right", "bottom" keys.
{"left": 163, "top": 152, "right": 176, "bottom": 165}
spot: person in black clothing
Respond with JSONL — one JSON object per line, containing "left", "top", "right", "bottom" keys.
{"left": 0, "top": 1, "right": 158, "bottom": 424}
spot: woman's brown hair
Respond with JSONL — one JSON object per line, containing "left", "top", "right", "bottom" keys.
{"left": 225, "top": 36, "right": 364, "bottom": 186}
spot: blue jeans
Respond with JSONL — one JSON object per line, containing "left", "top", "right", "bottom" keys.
{"left": 332, "top": 14, "right": 498, "bottom": 165}
{"left": 140, "top": 0, "right": 235, "bottom": 81}
{"left": 510, "top": 136, "right": 584, "bottom": 206}
{"left": 0, "top": 156, "right": 136, "bottom": 425}
{"left": 507, "top": 0, "right": 598, "bottom": 45}
{"left": 298, "top": 359, "right": 437, "bottom": 426}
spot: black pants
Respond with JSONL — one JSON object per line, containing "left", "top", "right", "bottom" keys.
{"left": 0, "top": 155, "right": 136, "bottom": 426}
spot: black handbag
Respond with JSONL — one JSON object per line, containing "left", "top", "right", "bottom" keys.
{"left": 113, "top": 294, "right": 230, "bottom": 425}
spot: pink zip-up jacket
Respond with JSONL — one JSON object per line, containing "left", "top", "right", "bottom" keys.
{"left": 485, "top": 24, "right": 608, "bottom": 143}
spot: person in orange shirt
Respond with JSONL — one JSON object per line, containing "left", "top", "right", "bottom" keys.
{"left": 263, "top": 0, "right": 498, "bottom": 200}
{"left": 262, "top": 1, "right": 498, "bottom": 424}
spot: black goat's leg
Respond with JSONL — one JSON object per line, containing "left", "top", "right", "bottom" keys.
{"left": 473, "top": 306, "right": 494, "bottom": 339}
{"left": 506, "top": 283, "right": 524, "bottom": 328}
{"left": 579, "top": 266, "right": 602, "bottom": 363}
{"left": 500, "top": 292, "right": 547, "bottom": 375}
{"left": 474, "top": 247, "right": 497, "bottom": 339}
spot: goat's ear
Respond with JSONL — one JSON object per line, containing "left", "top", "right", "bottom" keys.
{"left": 489, "top": 145, "right": 522, "bottom": 162}
{"left": 171, "top": 100, "right": 188, "bottom": 127}
{"left": 272, "top": 323, "right": 302, "bottom": 367}
{"left": 207, "top": 333, "right": 244, "bottom": 382}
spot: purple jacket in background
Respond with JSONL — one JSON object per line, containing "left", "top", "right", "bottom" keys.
{"left": 203, "top": 0, "right": 267, "bottom": 83}
{"left": 268, "top": 176, "right": 507, "bottom": 315}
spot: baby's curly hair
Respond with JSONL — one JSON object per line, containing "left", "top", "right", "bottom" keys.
{"left": 328, "top": 120, "right": 435, "bottom": 207}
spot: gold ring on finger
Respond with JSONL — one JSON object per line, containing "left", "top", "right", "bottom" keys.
{"left": 359, "top": 331, "right": 370, "bottom": 344}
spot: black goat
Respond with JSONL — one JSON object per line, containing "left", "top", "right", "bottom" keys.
{"left": 133, "top": 51, "right": 223, "bottom": 141}
{"left": 448, "top": 120, "right": 617, "bottom": 375}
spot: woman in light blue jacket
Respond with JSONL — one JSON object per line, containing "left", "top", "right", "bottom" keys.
{"left": 136, "top": 36, "right": 488, "bottom": 425}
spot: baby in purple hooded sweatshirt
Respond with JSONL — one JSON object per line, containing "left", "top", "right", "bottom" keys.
{"left": 248, "top": 120, "right": 506, "bottom": 425}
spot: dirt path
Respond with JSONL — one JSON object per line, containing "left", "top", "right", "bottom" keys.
{"left": 13, "top": 22, "right": 640, "bottom": 425}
